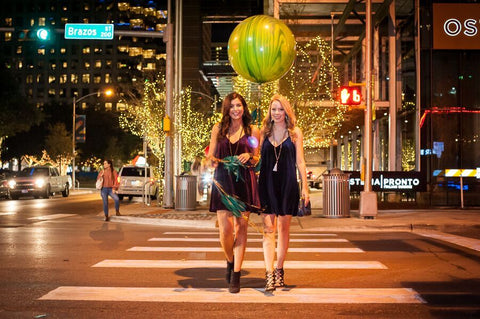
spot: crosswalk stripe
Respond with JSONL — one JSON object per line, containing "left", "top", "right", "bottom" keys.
{"left": 127, "top": 247, "right": 364, "bottom": 253}
{"left": 92, "top": 259, "right": 387, "bottom": 269}
{"left": 0, "top": 212, "right": 15, "bottom": 216}
{"left": 163, "top": 231, "right": 337, "bottom": 237}
{"left": 28, "top": 214, "right": 76, "bottom": 220}
{"left": 148, "top": 238, "right": 348, "bottom": 243}
{"left": 39, "top": 287, "right": 424, "bottom": 303}
{"left": 415, "top": 230, "right": 480, "bottom": 252}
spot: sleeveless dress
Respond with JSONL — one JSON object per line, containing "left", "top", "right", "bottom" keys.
{"left": 258, "top": 136, "right": 300, "bottom": 216}
{"left": 209, "top": 134, "right": 260, "bottom": 213}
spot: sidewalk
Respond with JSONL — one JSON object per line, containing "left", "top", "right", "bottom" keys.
{"left": 106, "top": 199, "right": 480, "bottom": 233}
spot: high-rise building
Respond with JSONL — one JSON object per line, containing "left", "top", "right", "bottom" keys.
{"left": 0, "top": 0, "right": 168, "bottom": 110}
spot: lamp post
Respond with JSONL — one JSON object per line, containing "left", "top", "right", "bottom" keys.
{"left": 72, "top": 89, "right": 113, "bottom": 190}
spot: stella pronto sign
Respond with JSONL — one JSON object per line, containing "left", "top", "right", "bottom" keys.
{"left": 346, "top": 171, "right": 426, "bottom": 192}
{"left": 433, "top": 3, "right": 480, "bottom": 49}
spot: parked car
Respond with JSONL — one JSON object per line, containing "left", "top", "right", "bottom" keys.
{"left": 0, "top": 170, "right": 12, "bottom": 199}
{"left": 8, "top": 166, "right": 70, "bottom": 200}
{"left": 311, "top": 175, "right": 323, "bottom": 189}
{"left": 117, "top": 165, "right": 158, "bottom": 201}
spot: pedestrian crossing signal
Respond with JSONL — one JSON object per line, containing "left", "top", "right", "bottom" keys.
{"left": 339, "top": 86, "right": 362, "bottom": 106}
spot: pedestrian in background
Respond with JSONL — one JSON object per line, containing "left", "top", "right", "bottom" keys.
{"left": 97, "top": 159, "right": 120, "bottom": 221}
{"left": 207, "top": 92, "right": 260, "bottom": 293}
{"left": 258, "top": 94, "right": 309, "bottom": 292}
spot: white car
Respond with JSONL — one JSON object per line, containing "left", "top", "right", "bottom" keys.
{"left": 117, "top": 165, "right": 158, "bottom": 201}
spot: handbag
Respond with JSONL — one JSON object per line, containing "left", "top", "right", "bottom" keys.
{"left": 96, "top": 177, "right": 103, "bottom": 190}
{"left": 297, "top": 197, "right": 311, "bottom": 217}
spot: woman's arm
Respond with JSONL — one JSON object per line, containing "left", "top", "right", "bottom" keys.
{"left": 293, "top": 127, "right": 310, "bottom": 205}
{"left": 207, "top": 123, "right": 220, "bottom": 168}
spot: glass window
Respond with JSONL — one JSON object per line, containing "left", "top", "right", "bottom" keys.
{"left": 82, "top": 74, "right": 90, "bottom": 83}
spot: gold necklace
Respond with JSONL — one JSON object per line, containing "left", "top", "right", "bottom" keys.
{"left": 228, "top": 126, "right": 243, "bottom": 157}
{"left": 272, "top": 129, "right": 287, "bottom": 172}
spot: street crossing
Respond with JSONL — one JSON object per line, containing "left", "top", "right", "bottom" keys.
{"left": 39, "top": 230, "right": 425, "bottom": 304}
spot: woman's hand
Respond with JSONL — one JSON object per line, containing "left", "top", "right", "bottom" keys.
{"left": 302, "top": 190, "right": 310, "bottom": 206}
{"left": 237, "top": 152, "right": 251, "bottom": 164}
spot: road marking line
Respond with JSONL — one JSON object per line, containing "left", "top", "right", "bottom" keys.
{"left": 163, "top": 231, "right": 337, "bottom": 237}
{"left": 0, "top": 212, "right": 16, "bottom": 216}
{"left": 92, "top": 260, "right": 387, "bottom": 269}
{"left": 127, "top": 247, "right": 364, "bottom": 253}
{"left": 39, "top": 287, "right": 424, "bottom": 303}
{"left": 28, "top": 214, "right": 77, "bottom": 220}
{"left": 149, "top": 238, "right": 348, "bottom": 243}
{"left": 415, "top": 230, "right": 480, "bottom": 252}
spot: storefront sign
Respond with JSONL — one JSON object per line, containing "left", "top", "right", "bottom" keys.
{"left": 433, "top": 4, "right": 480, "bottom": 49}
{"left": 346, "top": 171, "right": 426, "bottom": 192}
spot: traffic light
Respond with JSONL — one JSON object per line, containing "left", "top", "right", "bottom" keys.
{"left": 16, "top": 28, "right": 52, "bottom": 41}
{"left": 36, "top": 27, "right": 51, "bottom": 41}
{"left": 339, "top": 86, "right": 362, "bottom": 106}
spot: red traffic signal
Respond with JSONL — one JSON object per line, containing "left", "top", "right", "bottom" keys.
{"left": 339, "top": 86, "right": 362, "bottom": 105}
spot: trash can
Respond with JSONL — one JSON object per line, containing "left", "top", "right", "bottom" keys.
{"left": 322, "top": 168, "right": 350, "bottom": 218}
{"left": 175, "top": 175, "right": 197, "bottom": 211}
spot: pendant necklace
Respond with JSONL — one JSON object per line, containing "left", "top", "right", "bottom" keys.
{"left": 272, "top": 128, "right": 287, "bottom": 172}
{"left": 228, "top": 126, "right": 243, "bottom": 157}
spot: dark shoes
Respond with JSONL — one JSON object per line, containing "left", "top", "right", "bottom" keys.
{"left": 104, "top": 215, "right": 109, "bottom": 222}
{"left": 229, "top": 271, "right": 241, "bottom": 293}
{"left": 265, "top": 271, "right": 276, "bottom": 292}
{"left": 115, "top": 210, "right": 121, "bottom": 216}
{"left": 226, "top": 259, "right": 234, "bottom": 284}
{"left": 274, "top": 268, "right": 285, "bottom": 287}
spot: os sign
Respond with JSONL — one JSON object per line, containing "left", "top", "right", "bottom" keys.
{"left": 433, "top": 4, "right": 480, "bottom": 49}
{"left": 64, "top": 23, "right": 114, "bottom": 40}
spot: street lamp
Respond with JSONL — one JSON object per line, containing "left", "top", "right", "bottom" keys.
{"left": 72, "top": 89, "right": 113, "bottom": 190}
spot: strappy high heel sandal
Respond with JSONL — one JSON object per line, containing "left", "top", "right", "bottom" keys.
{"left": 226, "top": 259, "right": 234, "bottom": 284}
{"left": 265, "top": 271, "right": 276, "bottom": 292}
{"left": 274, "top": 268, "right": 285, "bottom": 287}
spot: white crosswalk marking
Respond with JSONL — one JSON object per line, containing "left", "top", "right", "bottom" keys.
{"left": 39, "top": 231, "right": 425, "bottom": 305}
{"left": 148, "top": 237, "right": 348, "bottom": 243}
{"left": 39, "top": 287, "right": 425, "bottom": 303}
{"left": 93, "top": 259, "right": 387, "bottom": 269}
{"left": 28, "top": 214, "right": 76, "bottom": 220}
{"left": 127, "top": 246, "right": 364, "bottom": 253}
{"left": 163, "top": 231, "right": 338, "bottom": 237}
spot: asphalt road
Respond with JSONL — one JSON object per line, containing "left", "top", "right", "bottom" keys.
{"left": 0, "top": 193, "right": 479, "bottom": 318}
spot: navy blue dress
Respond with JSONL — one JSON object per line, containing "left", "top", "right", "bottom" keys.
{"left": 209, "top": 134, "right": 260, "bottom": 213}
{"left": 259, "top": 136, "right": 300, "bottom": 216}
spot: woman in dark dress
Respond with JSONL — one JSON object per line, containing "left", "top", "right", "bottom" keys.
{"left": 258, "top": 94, "right": 309, "bottom": 292}
{"left": 207, "top": 92, "right": 260, "bottom": 293}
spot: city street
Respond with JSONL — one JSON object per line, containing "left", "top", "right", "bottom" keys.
{"left": 0, "top": 193, "right": 479, "bottom": 318}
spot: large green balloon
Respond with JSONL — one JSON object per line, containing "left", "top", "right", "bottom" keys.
{"left": 228, "top": 15, "right": 296, "bottom": 84}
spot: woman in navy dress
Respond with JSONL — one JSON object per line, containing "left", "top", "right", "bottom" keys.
{"left": 207, "top": 92, "right": 260, "bottom": 293}
{"left": 258, "top": 94, "right": 309, "bottom": 292}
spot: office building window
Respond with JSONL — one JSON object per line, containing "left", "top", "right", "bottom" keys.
{"left": 62, "top": 61, "right": 67, "bottom": 68}
{"left": 105, "top": 73, "right": 111, "bottom": 83}
{"left": 82, "top": 74, "right": 90, "bottom": 83}
{"left": 83, "top": 46, "right": 90, "bottom": 54}
{"left": 17, "top": 61, "right": 23, "bottom": 69}
{"left": 59, "top": 74, "right": 67, "bottom": 84}
{"left": 105, "top": 102, "right": 113, "bottom": 110}
{"left": 60, "top": 47, "right": 66, "bottom": 54}
{"left": 84, "top": 61, "right": 90, "bottom": 69}
{"left": 16, "top": 46, "right": 22, "bottom": 54}
{"left": 95, "top": 60, "right": 102, "bottom": 68}
{"left": 94, "top": 75, "right": 101, "bottom": 84}
{"left": 48, "top": 89, "right": 55, "bottom": 97}
{"left": 39, "top": 17, "right": 45, "bottom": 26}
{"left": 38, "top": 48, "right": 46, "bottom": 55}
{"left": 5, "top": 32, "right": 12, "bottom": 41}
{"left": 50, "top": 63, "right": 56, "bottom": 70}
{"left": 26, "top": 75, "right": 33, "bottom": 83}
{"left": 48, "top": 75, "right": 55, "bottom": 84}
{"left": 71, "top": 74, "right": 78, "bottom": 84}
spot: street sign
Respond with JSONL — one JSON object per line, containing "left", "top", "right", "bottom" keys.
{"left": 64, "top": 23, "right": 114, "bottom": 40}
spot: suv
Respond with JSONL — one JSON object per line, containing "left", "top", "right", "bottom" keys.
{"left": 8, "top": 166, "right": 70, "bottom": 199}
{"left": 117, "top": 165, "right": 158, "bottom": 201}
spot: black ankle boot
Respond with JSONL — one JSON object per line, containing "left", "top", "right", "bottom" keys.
{"left": 226, "top": 259, "right": 234, "bottom": 284}
{"left": 229, "top": 271, "right": 240, "bottom": 293}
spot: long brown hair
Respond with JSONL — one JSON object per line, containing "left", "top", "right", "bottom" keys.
{"left": 262, "top": 94, "right": 297, "bottom": 140}
{"left": 104, "top": 159, "right": 115, "bottom": 175}
{"left": 218, "top": 92, "right": 253, "bottom": 139}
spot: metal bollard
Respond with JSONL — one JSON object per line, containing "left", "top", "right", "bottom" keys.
{"left": 322, "top": 168, "right": 350, "bottom": 218}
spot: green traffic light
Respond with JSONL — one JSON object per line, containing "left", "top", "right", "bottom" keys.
{"left": 36, "top": 28, "right": 50, "bottom": 40}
